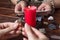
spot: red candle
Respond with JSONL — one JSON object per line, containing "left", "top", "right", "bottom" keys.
{"left": 24, "top": 6, "right": 36, "bottom": 27}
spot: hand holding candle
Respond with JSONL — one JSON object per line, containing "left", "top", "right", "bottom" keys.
{"left": 24, "top": 6, "right": 37, "bottom": 27}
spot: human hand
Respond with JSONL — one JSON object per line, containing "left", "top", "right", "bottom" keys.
{"left": 0, "top": 22, "right": 23, "bottom": 40}
{"left": 15, "top": 1, "right": 26, "bottom": 14}
{"left": 38, "top": 2, "right": 52, "bottom": 12}
{"left": 23, "top": 23, "right": 49, "bottom": 40}
{"left": 0, "top": 22, "right": 18, "bottom": 33}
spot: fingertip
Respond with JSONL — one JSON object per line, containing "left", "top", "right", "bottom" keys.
{"left": 23, "top": 38, "right": 28, "bottom": 40}
{"left": 22, "top": 27, "right": 25, "bottom": 32}
{"left": 25, "top": 23, "right": 31, "bottom": 33}
{"left": 38, "top": 3, "right": 45, "bottom": 11}
{"left": 18, "top": 27, "right": 22, "bottom": 30}
{"left": 15, "top": 10, "right": 21, "bottom": 14}
{"left": 14, "top": 23, "right": 18, "bottom": 27}
{"left": 22, "top": 32, "right": 26, "bottom": 36}
{"left": 16, "top": 30, "right": 21, "bottom": 34}
{"left": 38, "top": 5, "right": 42, "bottom": 10}
{"left": 14, "top": 20, "right": 18, "bottom": 23}
{"left": 25, "top": 23, "right": 30, "bottom": 29}
{"left": 15, "top": 5, "right": 20, "bottom": 13}
{"left": 9, "top": 31, "right": 15, "bottom": 34}
{"left": 12, "top": 23, "right": 18, "bottom": 30}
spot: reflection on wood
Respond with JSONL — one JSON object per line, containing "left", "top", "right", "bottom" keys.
{"left": 0, "top": 0, "right": 14, "bottom": 8}
{"left": 0, "top": 7, "right": 19, "bottom": 22}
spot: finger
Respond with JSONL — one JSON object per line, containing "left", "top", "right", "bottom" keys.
{"left": 38, "top": 3, "right": 45, "bottom": 11}
{"left": 10, "top": 29, "right": 21, "bottom": 35}
{"left": 18, "top": 27, "right": 22, "bottom": 31}
{"left": 16, "top": 30, "right": 21, "bottom": 34}
{"left": 25, "top": 23, "right": 37, "bottom": 40}
{"left": 14, "top": 20, "right": 18, "bottom": 23}
{"left": 0, "top": 27, "right": 14, "bottom": 35}
{"left": 14, "top": 26, "right": 22, "bottom": 34}
{"left": 22, "top": 27, "right": 25, "bottom": 32}
{"left": 19, "top": 1, "right": 26, "bottom": 12}
{"left": 22, "top": 31, "right": 27, "bottom": 38}
{"left": 23, "top": 38, "right": 28, "bottom": 40}
{"left": 45, "top": 6, "right": 51, "bottom": 11}
{"left": 15, "top": 23, "right": 23, "bottom": 32}
{"left": 9, "top": 31, "right": 15, "bottom": 34}
{"left": 22, "top": 27, "right": 28, "bottom": 38}
{"left": 15, "top": 4, "right": 21, "bottom": 13}
{"left": 22, "top": 31, "right": 28, "bottom": 40}
{"left": 0, "top": 22, "right": 18, "bottom": 30}
{"left": 6, "top": 23, "right": 18, "bottom": 32}
{"left": 0, "top": 22, "right": 15, "bottom": 29}
{"left": 15, "top": 20, "right": 24, "bottom": 34}
{"left": 31, "top": 27, "right": 48, "bottom": 39}
{"left": 0, "top": 22, "right": 9, "bottom": 28}
{"left": 12, "top": 23, "right": 19, "bottom": 30}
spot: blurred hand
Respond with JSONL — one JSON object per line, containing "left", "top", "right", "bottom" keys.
{"left": 0, "top": 22, "right": 18, "bottom": 34}
{"left": 0, "top": 22, "right": 23, "bottom": 40}
{"left": 15, "top": 1, "right": 26, "bottom": 14}
{"left": 38, "top": 3, "right": 52, "bottom": 12}
{"left": 23, "top": 23, "right": 49, "bottom": 40}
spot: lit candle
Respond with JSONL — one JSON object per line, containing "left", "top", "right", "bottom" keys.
{"left": 24, "top": 6, "right": 37, "bottom": 27}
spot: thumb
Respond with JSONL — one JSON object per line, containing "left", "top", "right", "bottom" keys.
{"left": 15, "top": 1, "right": 26, "bottom": 13}
{"left": 38, "top": 3, "right": 45, "bottom": 11}
{"left": 15, "top": 3, "right": 21, "bottom": 13}
{"left": 25, "top": 23, "right": 37, "bottom": 40}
